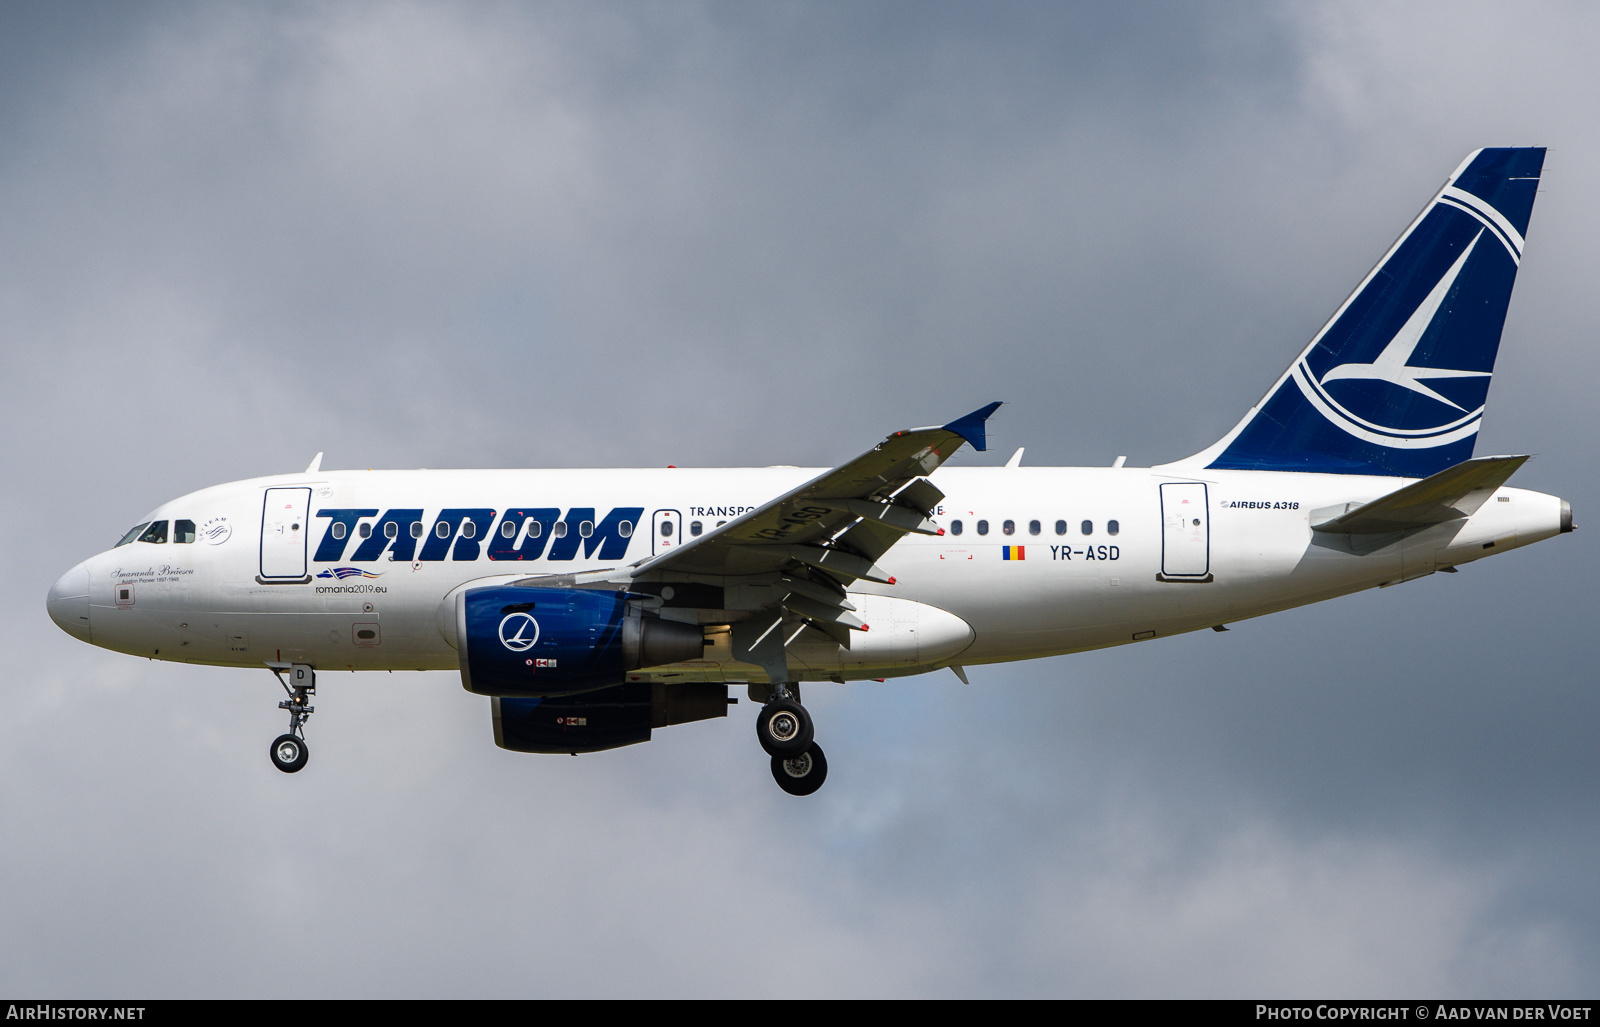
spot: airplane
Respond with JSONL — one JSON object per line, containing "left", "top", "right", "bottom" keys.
{"left": 46, "top": 147, "right": 1571, "bottom": 796}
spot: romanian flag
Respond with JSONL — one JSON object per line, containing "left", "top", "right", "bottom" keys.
{"left": 1002, "top": 546, "right": 1025, "bottom": 560}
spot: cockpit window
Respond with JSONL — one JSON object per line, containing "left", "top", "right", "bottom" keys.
{"left": 137, "top": 521, "right": 169, "bottom": 544}
{"left": 116, "top": 523, "right": 151, "bottom": 547}
{"left": 175, "top": 519, "right": 197, "bottom": 544}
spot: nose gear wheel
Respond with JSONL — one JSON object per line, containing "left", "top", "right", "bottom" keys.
{"left": 270, "top": 733, "right": 308, "bottom": 773}
{"left": 267, "top": 663, "right": 316, "bottom": 774}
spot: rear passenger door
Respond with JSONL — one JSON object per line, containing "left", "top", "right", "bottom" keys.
{"left": 1159, "top": 482, "right": 1211, "bottom": 581}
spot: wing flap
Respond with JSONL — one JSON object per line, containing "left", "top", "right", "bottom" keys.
{"left": 893, "top": 477, "right": 946, "bottom": 516}
{"left": 841, "top": 498, "right": 941, "bottom": 535}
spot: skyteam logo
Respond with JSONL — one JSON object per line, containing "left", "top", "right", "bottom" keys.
{"left": 200, "top": 517, "right": 231, "bottom": 545}
{"left": 316, "top": 567, "right": 383, "bottom": 579}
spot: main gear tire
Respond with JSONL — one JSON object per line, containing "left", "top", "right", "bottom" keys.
{"left": 771, "top": 743, "right": 828, "bottom": 796}
{"left": 755, "top": 698, "right": 813, "bottom": 757}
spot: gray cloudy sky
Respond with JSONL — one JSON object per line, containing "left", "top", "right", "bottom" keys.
{"left": 4, "top": 1, "right": 1599, "bottom": 997}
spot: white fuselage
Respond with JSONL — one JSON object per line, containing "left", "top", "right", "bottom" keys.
{"left": 51, "top": 464, "right": 1567, "bottom": 684}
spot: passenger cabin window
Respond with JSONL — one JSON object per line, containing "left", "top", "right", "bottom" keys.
{"left": 331, "top": 522, "right": 347, "bottom": 540}
{"left": 384, "top": 522, "right": 398, "bottom": 539}
{"left": 116, "top": 523, "right": 151, "bottom": 547}
{"left": 661, "top": 521, "right": 673, "bottom": 537}
{"left": 359, "top": 523, "right": 372, "bottom": 539}
{"left": 690, "top": 521, "right": 703, "bottom": 536}
{"left": 461, "top": 521, "right": 476, "bottom": 539}
{"left": 977, "top": 520, "right": 989, "bottom": 536}
{"left": 527, "top": 521, "right": 542, "bottom": 538}
{"left": 619, "top": 520, "right": 633, "bottom": 538}
{"left": 410, "top": 521, "right": 424, "bottom": 538}
{"left": 1081, "top": 520, "right": 1093, "bottom": 536}
{"left": 1055, "top": 520, "right": 1067, "bottom": 535}
{"left": 138, "top": 521, "right": 168, "bottom": 544}
{"left": 950, "top": 520, "right": 962, "bottom": 535}
{"left": 554, "top": 522, "right": 568, "bottom": 538}
{"left": 579, "top": 520, "right": 594, "bottom": 538}
{"left": 1002, "top": 520, "right": 1015, "bottom": 536}
{"left": 1108, "top": 520, "right": 1120, "bottom": 536}
{"left": 501, "top": 520, "right": 516, "bottom": 539}
{"left": 1028, "top": 520, "right": 1041, "bottom": 536}
{"left": 435, "top": 522, "right": 450, "bottom": 538}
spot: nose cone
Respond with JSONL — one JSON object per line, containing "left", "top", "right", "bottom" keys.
{"left": 47, "top": 562, "right": 91, "bottom": 642}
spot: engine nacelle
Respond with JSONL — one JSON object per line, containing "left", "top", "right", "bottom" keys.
{"left": 456, "top": 585, "right": 706, "bottom": 697}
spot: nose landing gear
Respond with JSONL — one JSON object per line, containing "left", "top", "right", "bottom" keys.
{"left": 267, "top": 662, "right": 315, "bottom": 774}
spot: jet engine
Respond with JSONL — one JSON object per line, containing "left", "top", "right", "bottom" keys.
{"left": 453, "top": 585, "right": 706, "bottom": 697}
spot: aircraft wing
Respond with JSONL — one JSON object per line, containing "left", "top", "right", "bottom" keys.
{"left": 1311, "top": 454, "right": 1529, "bottom": 534}
{"left": 507, "top": 402, "right": 999, "bottom": 683}
{"left": 629, "top": 402, "right": 1000, "bottom": 583}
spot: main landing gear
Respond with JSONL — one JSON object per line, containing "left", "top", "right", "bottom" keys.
{"left": 756, "top": 683, "right": 827, "bottom": 796}
{"left": 268, "top": 663, "right": 315, "bottom": 774}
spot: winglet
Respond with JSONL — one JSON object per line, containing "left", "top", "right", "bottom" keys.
{"left": 942, "top": 402, "right": 1002, "bottom": 453}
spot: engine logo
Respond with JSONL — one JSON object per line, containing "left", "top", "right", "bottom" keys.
{"left": 498, "top": 612, "right": 541, "bottom": 652}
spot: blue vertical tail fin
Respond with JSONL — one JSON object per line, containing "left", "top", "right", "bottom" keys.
{"left": 1178, "top": 147, "right": 1545, "bottom": 477}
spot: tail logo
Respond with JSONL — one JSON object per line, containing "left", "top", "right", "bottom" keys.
{"left": 1291, "top": 228, "right": 1494, "bottom": 450}
{"left": 1203, "top": 147, "right": 1542, "bottom": 476}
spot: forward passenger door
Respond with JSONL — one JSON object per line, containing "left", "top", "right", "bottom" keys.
{"left": 260, "top": 487, "right": 312, "bottom": 582}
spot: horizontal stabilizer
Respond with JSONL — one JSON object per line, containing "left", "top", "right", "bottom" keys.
{"left": 1311, "top": 455, "right": 1528, "bottom": 534}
